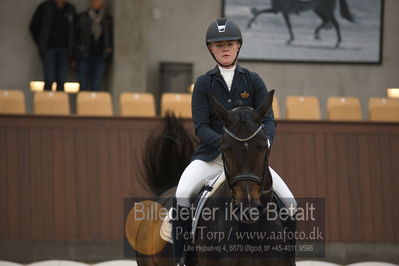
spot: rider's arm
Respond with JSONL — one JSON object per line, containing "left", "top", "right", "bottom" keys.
{"left": 252, "top": 73, "right": 276, "bottom": 146}
{"left": 191, "top": 79, "right": 222, "bottom": 148}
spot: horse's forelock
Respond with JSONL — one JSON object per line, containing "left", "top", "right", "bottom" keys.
{"left": 231, "top": 108, "right": 256, "bottom": 127}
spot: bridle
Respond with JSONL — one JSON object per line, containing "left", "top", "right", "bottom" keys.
{"left": 223, "top": 124, "right": 264, "bottom": 143}
{"left": 221, "top": 121, "right": 272, "bottom": 198}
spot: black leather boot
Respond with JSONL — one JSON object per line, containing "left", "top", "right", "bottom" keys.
{"left": 172, "top": 201, "right": 192, "bottom": 266}
{"left": 285, "top": 215, "right": 297, "bottom": 258}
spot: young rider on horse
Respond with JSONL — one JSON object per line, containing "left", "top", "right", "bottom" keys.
{"left": 172, "top": 18, "right": 296, "bottom": 266}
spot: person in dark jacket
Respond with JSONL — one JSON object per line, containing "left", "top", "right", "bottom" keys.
{"left": 29, "top": 0, "right": 76, "bottom": 91}
{"left": 172, "top": 18, "right": 297, "bottom": 266}
{"left": 75, "top": 0, "right": 113, "bottom": 91}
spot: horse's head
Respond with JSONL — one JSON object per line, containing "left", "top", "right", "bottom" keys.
{"left": 210, "top": 90, "right": 275, "bottom": 224}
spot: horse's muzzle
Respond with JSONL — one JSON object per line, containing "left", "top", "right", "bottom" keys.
{"left": 233, "top": 202, "right": 263, "bottom": 224}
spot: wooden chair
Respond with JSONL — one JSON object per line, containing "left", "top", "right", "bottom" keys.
{"left": 272, "top": 95, "right": 280, "bottom": 120}
{"left": 286, "top": 96, "right": 321, "bottom": 120}
{"left": 77, "top": 92, "right": 113, "bottom": 116}
{"left": 161, "top": 93, "right": 192, "bottom": 118}
{"left": 368, "top": 97, "right": 399, "bottom": 122}
{"left": 327, "top": 97, "right": 362, "bottom": 121}
{"left": 119, "top": 92, "right": 156, "bottom": 117}
{"left": 34, "top": 91, "right": 70, "bottom": 115}
{"left": 0, "top": 89, "right": 26, "bottom": 114}
{"left": 188, "top": 83, "right": 194, "bottom": 94}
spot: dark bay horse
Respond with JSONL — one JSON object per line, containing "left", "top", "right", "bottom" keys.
{"left": 133, "top": 91, "right": 295, "bottom": 266}
{"left": 247, "top": 0, "right": 354, "bottom": 47}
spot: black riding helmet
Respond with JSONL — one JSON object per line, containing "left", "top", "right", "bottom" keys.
{"left": 206, "top": 18, "right": 243, "bottom": 67}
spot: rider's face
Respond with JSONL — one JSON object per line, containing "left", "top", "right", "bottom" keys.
{"left": 208, "top": 40, "right": 241, "bottom": 68}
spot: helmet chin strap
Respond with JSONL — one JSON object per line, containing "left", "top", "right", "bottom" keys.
{"left": 208, "top": 47, "right": 241, "bottom": 68}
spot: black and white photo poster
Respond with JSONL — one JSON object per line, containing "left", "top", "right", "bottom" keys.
{"left": 223, "top": 0, "right": 383, "bottom": 63}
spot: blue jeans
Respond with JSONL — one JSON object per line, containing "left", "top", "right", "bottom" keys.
{"left": 42, "top": 49, "right": 68, "bottom": 91}
{"left": 77, "top": 57, "right": 107, "bottom": 91}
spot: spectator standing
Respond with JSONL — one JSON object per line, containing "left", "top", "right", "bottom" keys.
{"left": 75, "top": 0, "right": 113, "bottom": 91}
{"left": 30, "top": 0, "right": 76, "bottom": 91}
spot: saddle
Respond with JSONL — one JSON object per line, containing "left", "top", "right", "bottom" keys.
{"left": 160, "top": 172, "right": 225, "bottom": 244}
{"left": 160, "top": 173, "right": 291, "bottom": 244}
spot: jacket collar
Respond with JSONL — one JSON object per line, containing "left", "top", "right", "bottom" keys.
{"left": 208, "top": 64, "right": 244, "bottom": 76}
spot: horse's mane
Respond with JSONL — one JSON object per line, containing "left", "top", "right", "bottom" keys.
{"left": 231, "top": 107, "right": 256, "bottom": 131}
{"left": 141, "top": 112, "right": 196, "bottom": 195}
{"left": 229, "top": 101, "right": 255, "bottom": 126}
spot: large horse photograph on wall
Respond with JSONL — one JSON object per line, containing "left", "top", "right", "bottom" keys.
{"left": 223, "top": 0, "right": 384, "bottom": 63}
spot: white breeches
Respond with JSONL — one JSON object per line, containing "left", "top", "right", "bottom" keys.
{"left": 175, "top": 155, "right": 297, "bottom": 210}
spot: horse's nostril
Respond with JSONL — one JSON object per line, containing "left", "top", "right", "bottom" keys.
{"left": 250, "top": 206, "right": 261, "bottom": 221}
{"left": 241, "top": 208, "right": 259, "bottom": 224}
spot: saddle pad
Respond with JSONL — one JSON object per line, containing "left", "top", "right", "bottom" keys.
{"left": 159, "top": 172, "right": 226, "bottom": 244}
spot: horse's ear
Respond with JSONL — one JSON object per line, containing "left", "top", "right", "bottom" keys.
{"left": 252, "top": 90, "right": 275, "bottom": 124}
{"left": 208, "top": 93, "right": 231, "bottom": 124}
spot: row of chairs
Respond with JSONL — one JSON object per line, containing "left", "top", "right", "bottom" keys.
{"left": 279, "top": 96, "right": 399, "bottom": 121}
{"left": 0, "top": 90, "right": 191, "bottom": 118}
{"left": 1, "top": 89, "right": 399, "bottom": 121}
